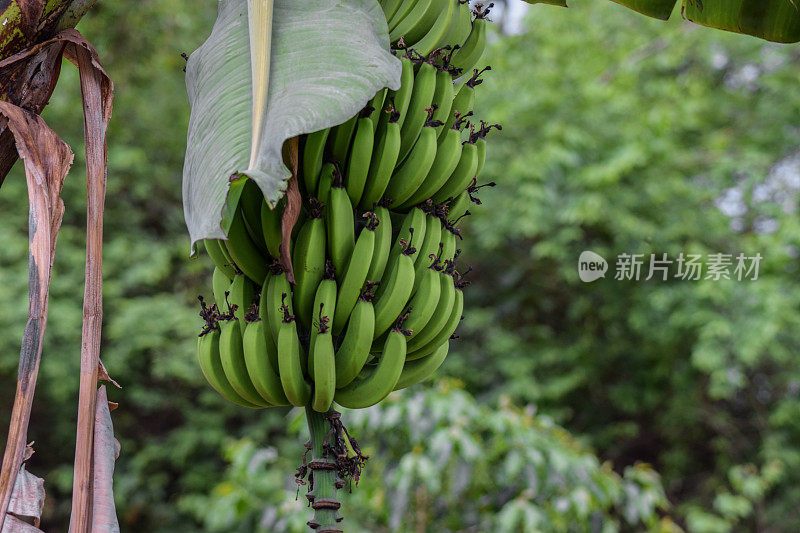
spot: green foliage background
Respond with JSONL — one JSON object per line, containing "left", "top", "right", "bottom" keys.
{"left": 0, "top": 0, "right": 798, "bottom": 531}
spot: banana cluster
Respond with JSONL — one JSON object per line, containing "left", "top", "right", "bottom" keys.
{"left": 196, "top": 1, "right": 498, "bottom": 414}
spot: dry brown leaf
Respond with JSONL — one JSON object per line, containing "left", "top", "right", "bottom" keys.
{"left": 0, "top": 100, "right": 72, "bottom": 530}
{"left": 1, "top": 514, "right": 43, "bottom": 533}
{"left": 279, "top": 136, "right": 301, "bottom": 283}
{"left": 0, "top": 29, "right": 113, "bottom": 533}
{"left": 20, "top": 446, "right": 33, "bottom": 464}
{"left": 60, "top": 31, "right": 114, "bottom": 533}
{"left": 88, "top": 386, "right": 119, "bottom": 533}
{"left": 6, "top": 465, "right": 44, "bottom": 527}
{"left": 0, "top": 33, "right": 67, "bottom": 185}
{"left": 97, "top": 361, "right": 120, "bottom": 389}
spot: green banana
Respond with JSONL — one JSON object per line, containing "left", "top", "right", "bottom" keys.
{"left": 265, "top": 268, "right": 292, "bottom": 342}
{"left": 307, "top": 263, "right": 337, "bottom": 374}
{"left": 335, "top": 327, "right": 408, "bottom": 409}
{"left": 218, "top": 237, "right": 236, "bottom": 267}
{"left": 212, "top": 266, "right": 232, "bottom": 312}
{"left": 390, "top": 0, "right": 440, "bottom": 44}
{"left": 440, "top": 66, "right": 487, "bottom": 139}
{"left": 397, "top": 61, "right": 437, "bottom": 163}
{"left": 406, "top": 270, "right": 455, "bottom": 352}
{"left": 242, "top": 320, "right": 289, "bottom": 406}
{"left": 394, "top": 341, "right": 449, "bottom": 391}
{"left": 366, "top": 205, "right": 393, "bottom": 283}
{"left": 195, "top": 0, "right": 494, "bottom": 414}
{"left": 412, "top": 214, "right": 442, "bottom": 292}
{"left": 335, "top": 293, "right": 376, "bottom": 388}
{"left": 258, "top": 271, "right": 280, "bottom": 373}
{"left": 407, "top": 276, "right": 464, "bottom": 359}
{"left": 430, "top": 140, "right": 478, "bottom": 203}
{"left": 218, "top": 320, "right": 271, "bottom": 407}
{"left": 471, "top": 120, "right": 501, "bottom": 176}
{"left": 384, "top": 123, "right": 439, "bottom": 206}
{"left": 368, "top": 88, "right": 387, "bottom": 123}
{"left": 378, "top": 56, "right": 414, "bottom": 129}
{"left": 345, "top": 115, "right": 375, "bottom": 206}
{"left": 475, "top": 134, "right": 487, "bottom": 177}
{"left": 430, "top": 64, "right": 455, "bottom": 136}
{"left": 311, "top": 304, "right": 336, "bottom": 412}
{"left": 381, "top": 0, "right": 404, "bottom": 22}
{"left": 316, "top": 162, "right": 337, "bottom": 204}
{"left": 386, "top": 207, "right": 427, "bottom": 267}
{"left": 329, "top": 114, "right": 358, "bottom": 164}
{"left": 397, "top": 125, "right": 462, "bottom": 209}
{"left": 333, "top": 215, "right": 377, "bottom": 335}
{"left": 276, "top": 294, "right": 312, "bottom": 406}
{"left": 450, "top": 5, "right": 489, "bottom": 75}
{"left": 404, "top": 264, "right": 441, "bottom": 339}
{"left": 260, "top": 197, "right": 284, "bottom": 259}
{"left": 440, "top": 225, "right": 457, "bottom": 264}
{"left": 360, "top": 108, "right": 401, "bottom": 210}
{"left": 303, "top": 129, "right": 330, "bottom": 194}
{"left": 224, "top": 209, "right": 268, "bottom": 284}
{"left": 239, "top": 180, "right": 268, "bottom": 253}
{"left": 409, "top": 0, "right": 456, "bottom": 56}
{"left": 205, "top": 240, "right": 236, "bottom": 280}
{"left": 227, "top": 273, "right": 256, "bottom": 323}
{"left": 292, "top": 203, "right": 326, "bottom": 329}
{"left": 373, "top": 240, "right": 416, "bottom": 339}
{"left": 441, "top": 0, "right": 471, "bottom": 50}
{"left": 388, "top": 0, "right": 420, "bottom": 30}
{"left": 326, "top": 182, "right": 355, "bottom": 275}
{"left": 197, "top": 329, "right": 260, "bottom": 408}
{"left": 445, "top": 190, "right": 471, "bottom": 226}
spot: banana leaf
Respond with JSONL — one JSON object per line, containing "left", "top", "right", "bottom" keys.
{"left": 523, "top": 0, "right": 800, "bottom": 42}
{"left": 607, "top": 0, "right": 676, "bottom": 19}
{"left": 684, "top": 0, "right": 800, "bottom": 44}
{"left": 182, "top": 0, "right": 401, "bottom": 247}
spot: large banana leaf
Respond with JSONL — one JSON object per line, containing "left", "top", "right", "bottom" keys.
{"left": 183, "top": 0, "right": 401, "bottom": 246}
{"left": 525, "top": 0, "right": 800, "bottom": 42}
{"left": 683, "top": 0, "right": 800, "bottom": 43}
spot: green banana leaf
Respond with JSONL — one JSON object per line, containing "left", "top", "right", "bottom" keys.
{"left": 183, "top": 0, "right": 401, "bottom": 246}
{"left": 607, "top": 0, "right": 676, "bottom": 19}
{"left": 522, "top": 0, "right": 800, "bottom": 42}
{"left": 684, "top": 0, "right": 800, "bottom": 43}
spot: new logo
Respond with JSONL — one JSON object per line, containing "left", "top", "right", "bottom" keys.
{"left": 578, "top": 251, "right": 608, "bottom": 282}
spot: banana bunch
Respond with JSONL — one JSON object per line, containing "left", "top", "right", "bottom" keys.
{"left": 195, "top": 1, "right": 499, "bottom": 414}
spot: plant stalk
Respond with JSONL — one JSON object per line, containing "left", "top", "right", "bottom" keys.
{"left": 305, "top": 407, "right": 343, "bottom": 533}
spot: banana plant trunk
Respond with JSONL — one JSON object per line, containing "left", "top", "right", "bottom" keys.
{"left": 305, "top": 407, "right": 344, "bottom": 533}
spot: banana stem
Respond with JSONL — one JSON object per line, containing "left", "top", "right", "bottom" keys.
{"left": 305, "top": 407, "right": 344, "bottom": 532}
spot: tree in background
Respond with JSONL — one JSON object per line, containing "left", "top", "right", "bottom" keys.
{"left": 461, "top": 1, "right": 800, "bottom": 529}
{"left": 182, "top": 383, "right": 670, "bottom": 532}
{"left": 0, "top": 0, "right": 798, "bottom": 531}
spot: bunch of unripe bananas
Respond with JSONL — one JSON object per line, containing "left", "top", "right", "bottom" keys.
{"left": 196, "top": 1, "right": 499, "bottom": 414}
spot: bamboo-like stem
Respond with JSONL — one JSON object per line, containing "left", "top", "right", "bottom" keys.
{"left": 305, "top": 407, "right": 344, "bottom": 533}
